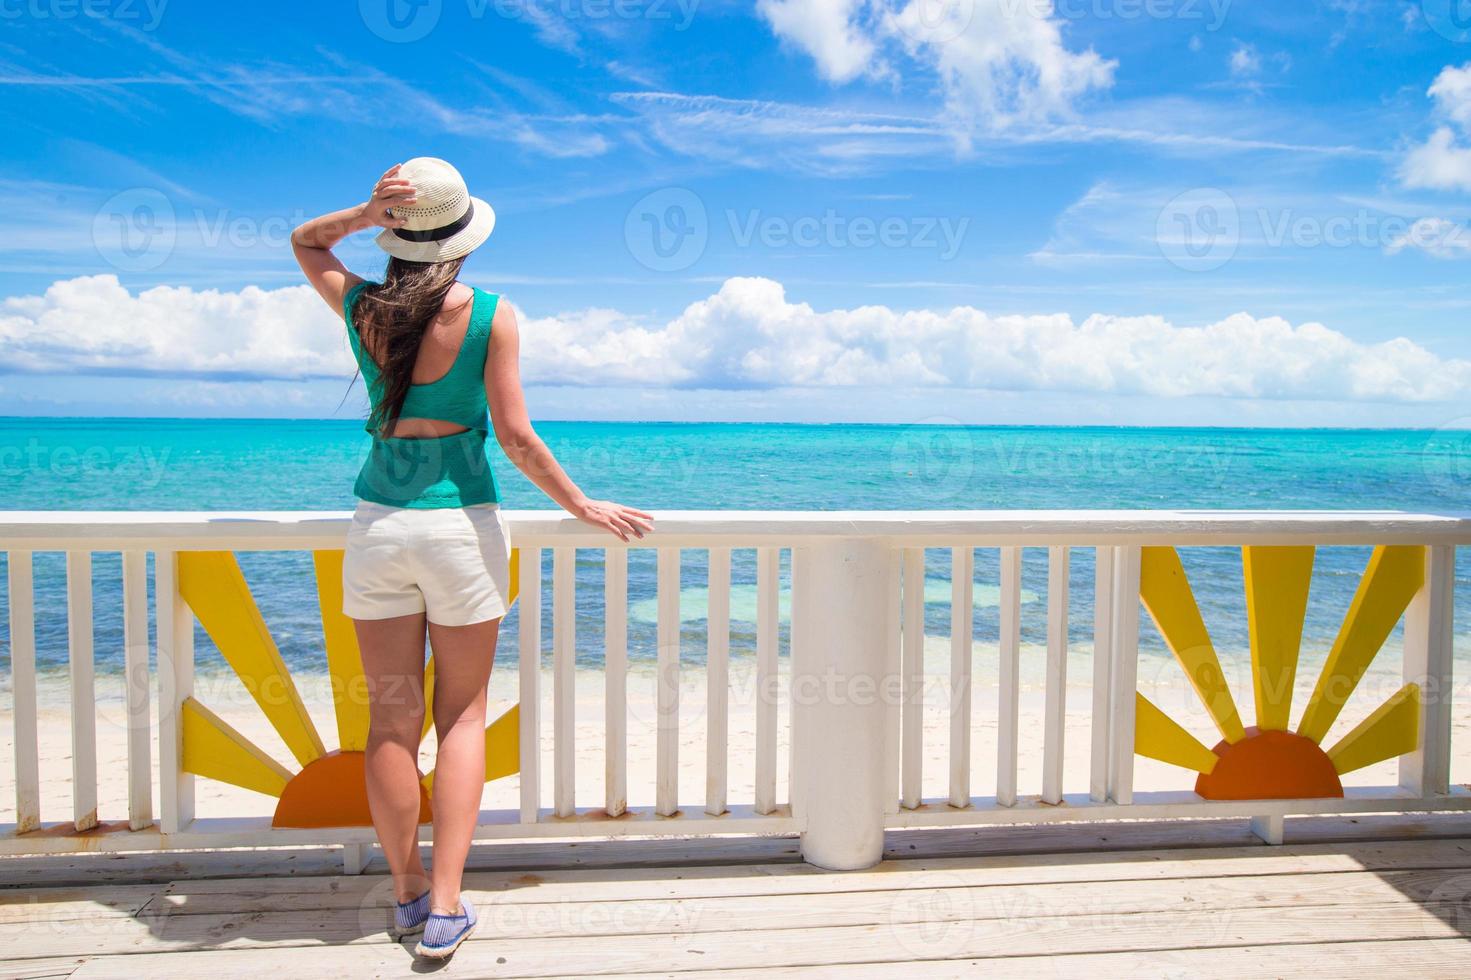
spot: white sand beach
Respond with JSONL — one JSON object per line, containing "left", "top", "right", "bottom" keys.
{"left": 3, "top": 637, "right": 1463, "bottom": 830}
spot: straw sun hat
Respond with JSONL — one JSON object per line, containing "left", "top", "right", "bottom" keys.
{"left": 375, "top": 157, "right": 496, "bottom": 263}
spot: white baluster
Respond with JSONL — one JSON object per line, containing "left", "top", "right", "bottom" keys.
{"left": 948, "top": 547, "right": 973, "bottom": 808}
{"left": 656, "top": 547, "right": 681, "bottom": 816}
{"left": 517, "top": 547, "right": 542, "bottom": 824}
{"left": 604, "top": 548, "right": 628, "bottom": 817}
{"left": 1042, "top": 545, "right": 1069, "bottom": 806}
{"left": 122, "top": 550, "right": 153, "bottom": 829}
{"left": 66, "top": 551, "right": 98, "bottom": 831}
{"left": 1108, "top": 546, "right": 1142, "bottom": 806}
{"left": 705, "top": 547, "right": 730, "bottom": 816}
{"left": 1401, "top": 544, "right": 1455, "bottom": 797}
{"left": 996, "top": 546, "right": 1022, "bottom": 808}
{"left": 900, "top": 547, "right": 924, "bottom": 809}
{"left": 755, "top": 546, "right": 779, "bottom": 815}
{"left": 155, "top": 551, "right": 195, "bottom": 835}
{"left": 8, "top": 551, "right": 38, "bottom": 833}
{"left": 552, "top": 547, "right": 575, "bottom": 818}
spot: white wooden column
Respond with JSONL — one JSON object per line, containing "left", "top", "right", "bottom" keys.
{"left": 790, "top": 537, "right": 891, "bottom": 870}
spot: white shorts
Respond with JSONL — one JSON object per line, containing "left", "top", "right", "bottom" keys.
{"left": 342, "top": 501, "right": 513, "bottom": 626}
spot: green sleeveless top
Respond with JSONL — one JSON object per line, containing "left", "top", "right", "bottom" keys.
{"left": 343, "top": 281, "right": 501, "bottom": 509}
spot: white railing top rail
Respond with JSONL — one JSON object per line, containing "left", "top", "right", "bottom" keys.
{"left": 2, "top": 509, "right": 1471, "bottom": 550}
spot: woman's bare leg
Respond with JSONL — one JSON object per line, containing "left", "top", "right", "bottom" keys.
{"left": 355, "top": 612, "right": 431, "bottom": 904}
{"left": 424, "top": 617, "right": 500, "bottom": 914}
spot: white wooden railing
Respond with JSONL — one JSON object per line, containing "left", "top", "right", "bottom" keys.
{"left": 1, "top": 511, "right": 1467, "bottom": 872}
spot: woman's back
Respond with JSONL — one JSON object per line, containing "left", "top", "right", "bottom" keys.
{"left": 356, "top": 281, "right": 478, "bottom": 439}
{"left": 344, "top": 279, "right": 500, "bottom": 441}
{"left": 344, "top": 277, "right": 502, "bottom": 509}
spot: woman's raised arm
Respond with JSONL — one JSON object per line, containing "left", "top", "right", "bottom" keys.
{"left": 291, "top": 164, "right": 416, "bottom": 313}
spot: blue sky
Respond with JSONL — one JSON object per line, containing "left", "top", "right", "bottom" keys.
{"left": 5, "top": 0, "right": 1471, "bottom": 425}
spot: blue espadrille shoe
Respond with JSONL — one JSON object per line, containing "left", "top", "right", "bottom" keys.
{"left": 390, "top": 889, "right": 430, "bottom": 939}
{"left": 415, "top": 897, "right": 477, "bottom": 960}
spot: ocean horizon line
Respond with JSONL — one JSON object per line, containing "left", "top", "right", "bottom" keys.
{"left": 0, "top": 415, "right": 1463, "bottom": 435}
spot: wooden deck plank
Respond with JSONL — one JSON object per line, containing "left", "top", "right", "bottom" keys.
{"left": 0, "top": 956, "right": 88, "bottom": 980}
{"left": 8, "top": 858, "right": 1471, "bottom": 959}
{"left": 94, "top": 868, "right": 1471, "bottom": 940}
{"left": 142, "top": 837, "right": 1471, "bottom": 906}
{"left": 0, "top": 833, "right": 1459, "bottom": 977}
{"left": 0, "top": 883, "right": 159, "bottom": 923}
{"left": 58, "top": 900, "right": 1471, "bottom": 979}
{"left": 620, "top": 940, "right": 1471, "bottom": 979}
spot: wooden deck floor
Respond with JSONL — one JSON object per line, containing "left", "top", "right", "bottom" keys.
{"left": 2, "top": 816, "right": 1469, "bottom": 978}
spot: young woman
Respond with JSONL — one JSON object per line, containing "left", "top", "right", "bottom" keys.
{"left": 292, "top": 158, "right": 653, "bottom": 960}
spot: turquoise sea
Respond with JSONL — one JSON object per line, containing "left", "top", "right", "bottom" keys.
{"left": 3, "top": 417, "right": 1471, "bottom": 683}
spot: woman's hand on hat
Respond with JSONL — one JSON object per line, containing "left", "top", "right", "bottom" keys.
{"left": 364, "top": 164, "right": 417, "bottom": 229}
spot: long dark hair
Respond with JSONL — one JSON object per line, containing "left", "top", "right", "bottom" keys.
{"left": 349, "top": 255, "right": 469, "bottom": 434}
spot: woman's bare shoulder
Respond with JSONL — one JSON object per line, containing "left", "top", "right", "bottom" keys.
{"left": 490, "top": 293, "right": 518, "bottom": 334}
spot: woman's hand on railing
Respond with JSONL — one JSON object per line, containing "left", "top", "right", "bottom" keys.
{"left": 573, "top": 499, "right": 654, "bottom": 542}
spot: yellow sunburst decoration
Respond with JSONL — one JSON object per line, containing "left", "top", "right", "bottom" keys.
{"left": 1135, "top": 545, "right": 1423, "bottom": 799}
{"left": 175, "top": 549, "right": 521, "bottom": 828}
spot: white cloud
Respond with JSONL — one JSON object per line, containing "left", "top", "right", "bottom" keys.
{"left": 757, "top": 0, "right": 879, "bottom": 83}
{"left": 611, "top": 90, "right": 1374, "bottom": 179}
{"left": 1429, "top": 63, "right": 1471, "bottom": 129}
{"left": 4, "top": 275, "right": 1469, "bottom": 405}
{"left": 0, "top": 276, "right": 350, "bottom": 379}
{"left": 1401, "top": 63, "right": 1471, "bottom": 192}
{"left": 1401, "top": 126, "right": 1471, "bottom": 192}
{"left": 1385, "top": 216, "right": 1471, "bottom": 258}
{"left": 757, "top": 0, "right": 1115, "bottom": 132}
{"left": 1229, "top": 43, "right": 1260, "bottom": 77}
